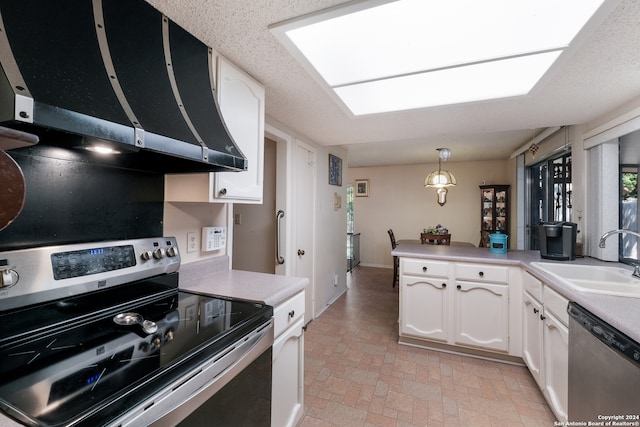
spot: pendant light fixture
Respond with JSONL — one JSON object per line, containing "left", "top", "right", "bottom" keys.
{"left": 425, "top": 148, "right": 456, "bottom": 206}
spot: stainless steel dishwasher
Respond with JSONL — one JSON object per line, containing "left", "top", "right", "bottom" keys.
{"left": 568, "top": 302, "right": 640, "bottom": 422}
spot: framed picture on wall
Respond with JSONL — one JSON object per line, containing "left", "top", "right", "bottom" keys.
{"left": 328, "top": 154, "right": 342, "bottom": 186}
{"left": 355, "top": 179, "right": 369, "bottom": 197}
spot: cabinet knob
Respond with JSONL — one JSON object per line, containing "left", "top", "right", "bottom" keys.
{"left": 478, "top": 271, "right": 484, "bottom": 277}
{"left": 219, "top": 188, "right": 227, "bottom": 196}
{"left": 456, "top": 284, "right": 462, "bottom": 290}
{"left": 441, "top": 283, "right": 446, "bottom": 288}
{"left": 288, "top": 310, "right": 295, "bottom": 319}
{"left": 540, "top": 314, "right": 546, "bottom": 321}
{"left": 422, "top": 266, "right": 428, "bottom": 272}
{"left": 533, "top": 308, "right": 539, "bottom": 314}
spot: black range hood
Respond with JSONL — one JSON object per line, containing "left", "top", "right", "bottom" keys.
{"left": 0, "top": 0, "right": 246, "bottom": 173}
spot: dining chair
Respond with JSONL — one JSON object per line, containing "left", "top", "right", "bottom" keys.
{"left": 387, "top": 229, "right": 399, "bottom": 288}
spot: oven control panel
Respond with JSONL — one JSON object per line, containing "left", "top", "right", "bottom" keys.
{"left": 0, "top": 237, "right": 181, "bottom": 311}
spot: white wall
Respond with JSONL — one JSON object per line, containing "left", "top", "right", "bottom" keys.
{"left": 232, "top": 138, "right": 277, "bottom": 273}
{"left": 349, "top": 159, "right": 511, "bottom": 268}
{"left": 315, "top": 145, "right": 349, "bottom": 312}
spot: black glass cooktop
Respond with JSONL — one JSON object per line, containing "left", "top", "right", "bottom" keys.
{"left": 0, "top": 273, "right": 272, "bottom": 427}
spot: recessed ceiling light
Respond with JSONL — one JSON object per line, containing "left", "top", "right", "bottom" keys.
{"left": 271, "top": 0, "right": 613, "bottom": 115}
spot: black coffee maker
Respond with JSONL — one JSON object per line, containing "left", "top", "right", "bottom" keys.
{"left": 539, "top": 221, "right": 577, "bottom": 261}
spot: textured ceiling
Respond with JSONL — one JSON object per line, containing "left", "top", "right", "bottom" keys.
{"left": 146, "top": 0, "right": 640, "bottom": 166}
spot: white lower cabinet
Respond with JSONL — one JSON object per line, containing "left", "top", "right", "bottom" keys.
{"left": 522, "top": 291, "right": 544, "bottom": 387}
{"left": 272, "top": 291, "right": 305, "bottom": 427}
{"left": 454, "top": 280, "right": 509, "bottom": 352}
{"left": 542, "top": 286, "right": 569, "bottom": 423}
{"left": 400, "top": 274, "right": 449, "bottom": 341}
{"left": 521, "top": 272, "right": 568, "bottom": 423}
{"left": 399, "top": 258, "right": 516, "bottom": 356}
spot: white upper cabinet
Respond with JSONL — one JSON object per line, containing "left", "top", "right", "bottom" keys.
{"left": 165, "top": 55, "right": 265, "bottom": 204}
{"left": 214, "top": 56, "right": 265, "bottom": 203}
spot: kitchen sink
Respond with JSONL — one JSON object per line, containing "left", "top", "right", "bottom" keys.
{"left": 530, "top": 262, "right": 640, "bottom": 298}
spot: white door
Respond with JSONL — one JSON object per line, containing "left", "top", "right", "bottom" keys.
{"left": 295, "top": 142, "right": 315, "bottom": 324}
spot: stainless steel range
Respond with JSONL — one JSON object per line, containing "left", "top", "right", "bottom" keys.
{"left": 0, "top": 237, "right": 273, "bottom": 426}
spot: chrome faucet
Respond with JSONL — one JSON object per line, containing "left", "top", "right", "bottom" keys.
{"left": 599, "top": 229, "right": 640, "bottom": 279}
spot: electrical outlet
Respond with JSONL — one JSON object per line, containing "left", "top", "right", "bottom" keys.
{"left": 234, "top": 213, "right": 241, "bottom": 225}
{"left": 186, "top": 232, "right": 197, "bottom": 253}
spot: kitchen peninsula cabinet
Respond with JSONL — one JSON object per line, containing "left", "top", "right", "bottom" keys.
{"left": 399, "top": 257, "right": 521, "bottom": 358}
{"left": 165, "top": 55, "right": 265, "bottom": 204}
{"left": 454, "top": 263, "right": 510, "bottom": 352}
{"left": 400, "top": 259, "right": 451, "bottom": 342}
{"left": 521, "top": 271, "right": 568, "bottom": 423}
{"left": 272, "top": 291, "right": 305, "bottom": 427}
{"left": 479, "top": 185, "right": 510, "bottom": 247}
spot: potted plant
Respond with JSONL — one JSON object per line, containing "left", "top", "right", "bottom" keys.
{"left": 421, "top": 224, "right": 451, "bottom": 245}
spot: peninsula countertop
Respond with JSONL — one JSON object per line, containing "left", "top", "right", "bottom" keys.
{"left": 392, "top": 241, "right": 640, "bottom": 343}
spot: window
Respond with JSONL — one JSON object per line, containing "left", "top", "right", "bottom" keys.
{"left": 527, "top": 152, "right": 572, "bottom": 249}
{"left": 346, "top": 185, "right": 360, "bottom": 271}
{"left": 620, "top": 166, "right": 639, "bottom": 263}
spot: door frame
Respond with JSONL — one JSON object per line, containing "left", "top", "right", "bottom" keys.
{"left": 265, "top": 123, "right": 294, "bottom": 277}
{"left": 265, "top": 124, "right": 316, "bottom": 324}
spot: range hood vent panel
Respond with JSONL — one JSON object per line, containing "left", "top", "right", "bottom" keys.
{"left": 0, "top": 0, "right": 246, "bottom": 173}
{"left": 101, "top": 0, "right": 198, "bottom": 146}
{"left": 1, "top": 0, "right": 131, "bottom": 127}
{"left": 168, "top": 21, "right": 243, "bottom": 159}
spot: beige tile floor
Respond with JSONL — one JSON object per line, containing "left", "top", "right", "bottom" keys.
{"left": 296, "top": 266, "right": 556, "bottom": 427}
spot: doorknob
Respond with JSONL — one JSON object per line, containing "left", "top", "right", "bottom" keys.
{"left": 297, "top": 249, "right": 305, "bottom": 256}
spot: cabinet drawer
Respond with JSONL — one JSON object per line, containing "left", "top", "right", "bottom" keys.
{"left": 401, "top": 258, "right": 450, "bottom": 278}
{"left": 543, "top": 285, "right": 569, "bottom": 326}
{"left": 455, "top": 263, "right": 509, "bottom": 283}
{"left": 273, "top": 291, "right": 305, "bottom": 338}
{"left": 523, "top": 271, "right": 543, "bottom": 301}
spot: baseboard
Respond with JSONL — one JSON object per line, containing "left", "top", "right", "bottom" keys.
{"left": 359, "top": 263, "right": 392, "bottom": 269}
{"left": 398, "top": 336, "right": 524, "bottom": 366}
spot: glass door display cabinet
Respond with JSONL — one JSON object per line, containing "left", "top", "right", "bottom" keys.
{"left": 480, "top": 185, "right": 510, "bottom": 247}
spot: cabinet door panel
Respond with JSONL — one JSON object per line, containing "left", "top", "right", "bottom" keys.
{"left": 454, "top": 281, "right": 509, "bottom": 352}
{"left": 543, "top": 311, "right": 568, "bottom": 423}
{"left": 215, "top": 56, "right": 265, "bottom": 202}
{"left": 400, "top": 277, "right": 449, "bottom": 341}
{"left": 522, "top": 292, "right": 543, "bottom": 388}
{"left": 272, "top": 318, "right": 304, "bottom": 427}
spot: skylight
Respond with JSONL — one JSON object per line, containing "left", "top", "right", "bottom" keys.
{"left": 270, "top": 0, "right": 608, "bottom": 115}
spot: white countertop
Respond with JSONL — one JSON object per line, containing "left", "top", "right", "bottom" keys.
{"left": 392, "top": 241, "right": 640, "bottom": 343}
{"left": 177, "top": 256, "right": 309, "bottom": 306}
{"left": 179, "top": 268, "right": 309, "bottom": 306}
